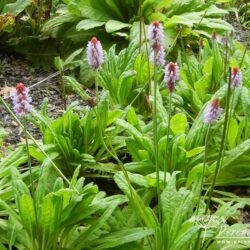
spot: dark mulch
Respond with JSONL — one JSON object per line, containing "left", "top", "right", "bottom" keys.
{"left": 0, "top": 53, "right": 65, "bottom": 143}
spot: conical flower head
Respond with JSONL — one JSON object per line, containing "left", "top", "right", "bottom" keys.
{"left": 148, "top": 21, "right": 164, "bottom": 51}
{"left": 204, "top": 98, "right": 223, "bottom": 124}
{"left": 12, "top": 83, "right": 32, "bottom": 116}
{"left": 231, "top": 67, "right": 242, "bottom": 89}
{"left": 148, "top": 21, "right": 165, "bottom": 66}
{"left": 164, "top": 62, "right": 179, "bottom": 92}
{"left": 87, "top": 37, "right": 104, "bottom": 70}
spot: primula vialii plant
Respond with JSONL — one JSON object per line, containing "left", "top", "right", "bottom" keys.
{"left": 148, "top": 21, "right": 166, "bottom": 222}
{"left": 196, "top": 98, "right": 223, "bottom": 215}
{"left": 163, "top": 62, "right": 180, "bottom": 178}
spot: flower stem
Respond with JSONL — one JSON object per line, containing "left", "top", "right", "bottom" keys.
{"left": 164, "top": 92, "right": 172, "bottom": 186}
{"left": 239, "top": 34, "right": 249, "bottom": 68}
{"left": 153, "top": 51, "right": 161, "bottom": 224}
{"left": 223, "top": 37, "right": 228, "bottom": 81}
{"left": 226, "top": 90, "right": 235, "bottom": 148}
{"left": 143, "top": 19, "right": 151, "bottom": 96}
{"left": 205, "top": 69, "right": 232, "bottom": 214}
{"left": 23, "top": 118, "right": 35, "bottom": 197}
{"left": 60, "top": 70, "right": 67, "bottom": 110}
{"left": 196, "top": 124, "right": 211, "bottom": 215}
{"left": 94, "top": 70, "right": 99, "bottom": 104}
{"left": 138, "top": 0, "right": 142, "bottom": 53}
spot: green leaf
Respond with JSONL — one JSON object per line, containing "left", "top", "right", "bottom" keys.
{"left": 161, "top": 173, "right": 195, "bottom": 248}
{"left": 18, "top": 194, "right": 36, "bottom": 238}
{"left": 203, "top": 56, "right": 213, "bottom": 75}
{"left": 213, "top": 139, "right": 250, "bottom": 183}
{"left": 54, "top": 56, "right": 63, "bottom": 71}
{"left": 76, "top": 19, "right": 105, "bottom": 31}
{"left": 90, "top": 228, "right": 154, "bottom": 249}
{"left": 64, "top": 48, "right": 84, "bottom": 66}
{"left": 0, "top": 147, "right": 27, "bottom": 169}
{"left": 63, "top": 76, "right": 89, "bottom": 101}
{"left": 116, "top": 119, "right": 143, "bottom": 138}
{"left": 105, "top": 0, "right": 124, "bottom": 20}
{"left": 227, "top": 118, "right": 238, "bottom": 149}
{"left": 76, "top": 1, "right": 112, "bottom": 21}
{"left": 74, "top": 202, "right": 119, "bottom": 248}
{"left": 126, "top": 106, "right": 140, "bottom": 129}
{"left": 170, "top": 113, "right": 187, "bottom": 135}
{"left": 241, "top": 86, "right": 250, "bottom": 117}
{"left": 3, "top": 0, "right": 32, "bottom": 15}
{"left": 194, "top": 73, "right": 211, "bottom": 101}
{"left": 186, "top": 164, "right": 203, "bottom": 187}
{"left": 118, "top": 70, "right": 136, "bottom": 104}
{"left": 199, "top": 18, "right": 233, "bottom": 31}
{"left": 70, "top": 165, "right": 82, "bottom": 189}
{"left": 105, "top": 20, "right": 131, "bottom": 33}
{"left": 186, "top": 147, "right": 204, "bottom": 158}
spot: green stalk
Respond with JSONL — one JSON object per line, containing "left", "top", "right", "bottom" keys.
{"left": 196, "top": 9, "right": 208, "bottom": 29}
{"left": 166, "top": 28, "right": 182, "bottom": 57}
{"left": 205, "top": 69, "right": 232, "bottom": 214}
{"left": 142, "top": 18, "right": 152, "bottom": 96}
{"left": 196, "top": 124, "right": 211, "bottom": 215}
{"left": 164, "top": 92, "right": 172, "bottom": 187}
{"left": 153, "top": 51, "right": 161, "bottom": 224}
{"left": 226, "top": 90, "right": 235, "bottom": 144}
{"left": 223, "top": 37, "right": 228, "bottom": 81}
{"left": 95, "top": 71, "right": 99, "bottom": 104}
{"left": 239, "top": 34, "right": 249, "bottom": 68}
{"left": 23, "top": 118, "right": 35, "bottom": 197}
{"left": 194, "top": 124, "right": 210, "bottom": 250}
{"left": 138, "top": 0, "right": 142, "bottom": 53}
{"left": 60, "top": 69, "right": 67, "bottom": 110}
{"left": 0, "top": 96, "right": 71, "bottom": 186}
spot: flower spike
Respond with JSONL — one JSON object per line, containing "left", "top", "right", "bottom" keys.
{"left": 164, "top": 62, "right": 179, "bottom": 92}
{"left": 87, "top": 37, "right": 104, "bottom": 70}
{"left": 204, "top": 98, "right": 223, "bottom": 124}
{"left": 231, "top": 67, "right": 242, "bottom": 89}
{"left": 12, "top": 83, "right": 32, "bottom": 116}
{"left": 148, "top": 21, "right": 165, "bottom": 66}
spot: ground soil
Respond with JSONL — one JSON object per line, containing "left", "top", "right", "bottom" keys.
{"left": 0, "top": 53, "right": 64, "bottom": 143}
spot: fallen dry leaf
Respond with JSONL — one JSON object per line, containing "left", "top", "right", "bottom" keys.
{"left": 0, "top": 86, "right": 15, "bottom": 98}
